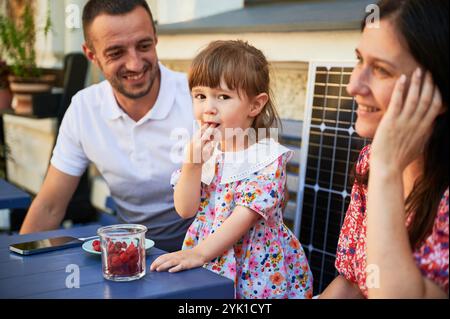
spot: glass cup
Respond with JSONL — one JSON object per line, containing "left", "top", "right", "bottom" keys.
{"left": 97, "top": 224, "right": 147, "bottom": 282}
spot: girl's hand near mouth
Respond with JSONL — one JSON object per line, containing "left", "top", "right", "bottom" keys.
{"left": 186, "top": 123, "right": 221, "bottom": 165}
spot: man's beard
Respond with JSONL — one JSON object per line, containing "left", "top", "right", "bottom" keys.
{"left": 103, "top": 62, "right": 159, "bottom": 100}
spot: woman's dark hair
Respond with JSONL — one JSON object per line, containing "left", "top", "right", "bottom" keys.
{"left": 358, "top": 0, "right": 449, "bottom": 249}
{"left": 82, "top": 0, "right": 156, "bottom": 49}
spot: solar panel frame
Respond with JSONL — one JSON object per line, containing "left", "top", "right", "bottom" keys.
{"left": 294, "top": 62, "right": 370, "bottom": 294}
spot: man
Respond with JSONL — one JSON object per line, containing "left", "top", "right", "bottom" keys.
{"left": 20, "top": 0, "right": 195, "bottom": 252}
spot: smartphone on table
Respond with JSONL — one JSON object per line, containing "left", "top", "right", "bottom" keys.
{"left": 9, "top": 236, "right": 83, "bottom": 255}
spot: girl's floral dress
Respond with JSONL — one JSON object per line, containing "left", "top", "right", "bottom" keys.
{"left": 335, "top": 145, "right": 449, "bottom": 297}
{"left": 171, "top": 140, "right": 313, "bottom": 299}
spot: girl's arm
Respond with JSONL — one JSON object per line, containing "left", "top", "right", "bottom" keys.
{"left": 367, "top": 69, "right": 446, "bottom": 298}
{"left": 174, "top": 124, "right": 218, "bottom": 219}
{"left": 173, "top": 163, "right": 202, "bottom": 219}
{"left": 319, "top": 275, "right": 365, "bottom": 299}
{"left": 150, "top": 206, "right": 260, "bottom": 272}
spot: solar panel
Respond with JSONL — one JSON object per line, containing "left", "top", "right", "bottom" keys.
{"left": 294, "top": 62, "right": 370, "bottom": 295}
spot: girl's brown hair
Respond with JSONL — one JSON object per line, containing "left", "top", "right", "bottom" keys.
{"left": 188, "top": 40, "right": 281, "bottom": 140}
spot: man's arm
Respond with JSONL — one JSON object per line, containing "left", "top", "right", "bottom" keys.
{"left": 19, "top": 165, "right": 81, "bottom": 234}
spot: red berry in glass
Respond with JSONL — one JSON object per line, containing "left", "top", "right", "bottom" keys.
{"left": 104, "top": 239, "right": 143, "bottom": 277}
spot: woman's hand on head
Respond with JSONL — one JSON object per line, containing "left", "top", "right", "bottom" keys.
{"left": 149, "top": 248, "right": 207, "bottom": 273}
{"left": 370, "top": 68, "right": 443, "bottom": 172}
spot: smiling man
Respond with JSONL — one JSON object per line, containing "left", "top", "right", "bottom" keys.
{"left": 19, "top": 0, "right": 195, "bottom": 252}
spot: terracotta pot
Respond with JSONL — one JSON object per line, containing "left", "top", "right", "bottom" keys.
{"left": 8, "top": 74, "right": 57, "bottom": 115}
{"left": 0, "top": 87, "right": 13, "bottom": 110}
{"left": 8, "top": 74, "right": 56, "bottom": 94}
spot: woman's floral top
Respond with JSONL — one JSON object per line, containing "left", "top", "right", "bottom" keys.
{"left": 335, "top": 145, "right": 449, "bottom": 297}
{"left": 172, "top": 151, "right": 313, "bottom": 299}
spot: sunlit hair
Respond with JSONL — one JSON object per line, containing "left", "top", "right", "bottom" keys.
{"left": 188, "top": 40, "right": 281, "bottom": 141}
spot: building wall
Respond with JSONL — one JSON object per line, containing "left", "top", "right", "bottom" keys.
{"left": 158, "top": 31, "right": 360, "bottom": 62}
{"left": 34, "top": 0, "right": 245, "bottom": 67}
{"left": 163, "top": 59, "right": 309, "bottom": 121}
{"left": 35, "top": 0, "right": 88, "bottom": 69}
{"left": 32, "top": 1, "right": 360, "bottom": 120}
{"left": 154, "top": 0, "right": 244, "bottom": 24}
{"left": 159, "top": 31, "right": 360, "bottom": 120}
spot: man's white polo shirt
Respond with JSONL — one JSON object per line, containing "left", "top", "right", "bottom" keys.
{"left": 51, "top": 63, "right": 195, "bottom": 251}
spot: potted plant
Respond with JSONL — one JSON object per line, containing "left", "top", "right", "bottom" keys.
{"left": 0, "top": 0, "right": 54, "bottom": 114}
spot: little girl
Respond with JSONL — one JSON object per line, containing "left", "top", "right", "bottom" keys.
{"left": 150, "top": 40, "right": 313, "bottom": 299}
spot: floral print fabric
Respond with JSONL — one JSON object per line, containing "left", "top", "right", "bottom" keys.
{"left": 335, "top": 145, "right": 449, "bottom": 297}
{"left": 172, "top": 152, "right": 313, "bottom": 299}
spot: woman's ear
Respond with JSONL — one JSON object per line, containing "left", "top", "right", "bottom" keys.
{"left": 249, "top": 93, "right": 269, "bottom": 117}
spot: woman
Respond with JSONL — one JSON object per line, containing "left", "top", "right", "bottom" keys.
{"left": 320, "top": 0, "right": 448, "bottom": 298}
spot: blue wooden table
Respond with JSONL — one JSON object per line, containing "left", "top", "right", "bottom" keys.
{"left": 0, "top": 225, "right": 234, "bottom": 299}
{"left": 0, "top": 179, "right": 31, "bottom": 210}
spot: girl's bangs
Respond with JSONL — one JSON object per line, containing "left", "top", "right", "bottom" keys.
{"left": 189, "top": 50, "right": 252, "bottom": 96}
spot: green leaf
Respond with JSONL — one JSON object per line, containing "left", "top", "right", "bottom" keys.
{"left": 0, "top": 1, "right": 48, "bottom": 78}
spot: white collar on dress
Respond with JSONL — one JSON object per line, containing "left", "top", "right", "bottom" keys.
{"left": 201, "top": 138, "right": 293, "bottom": 185}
